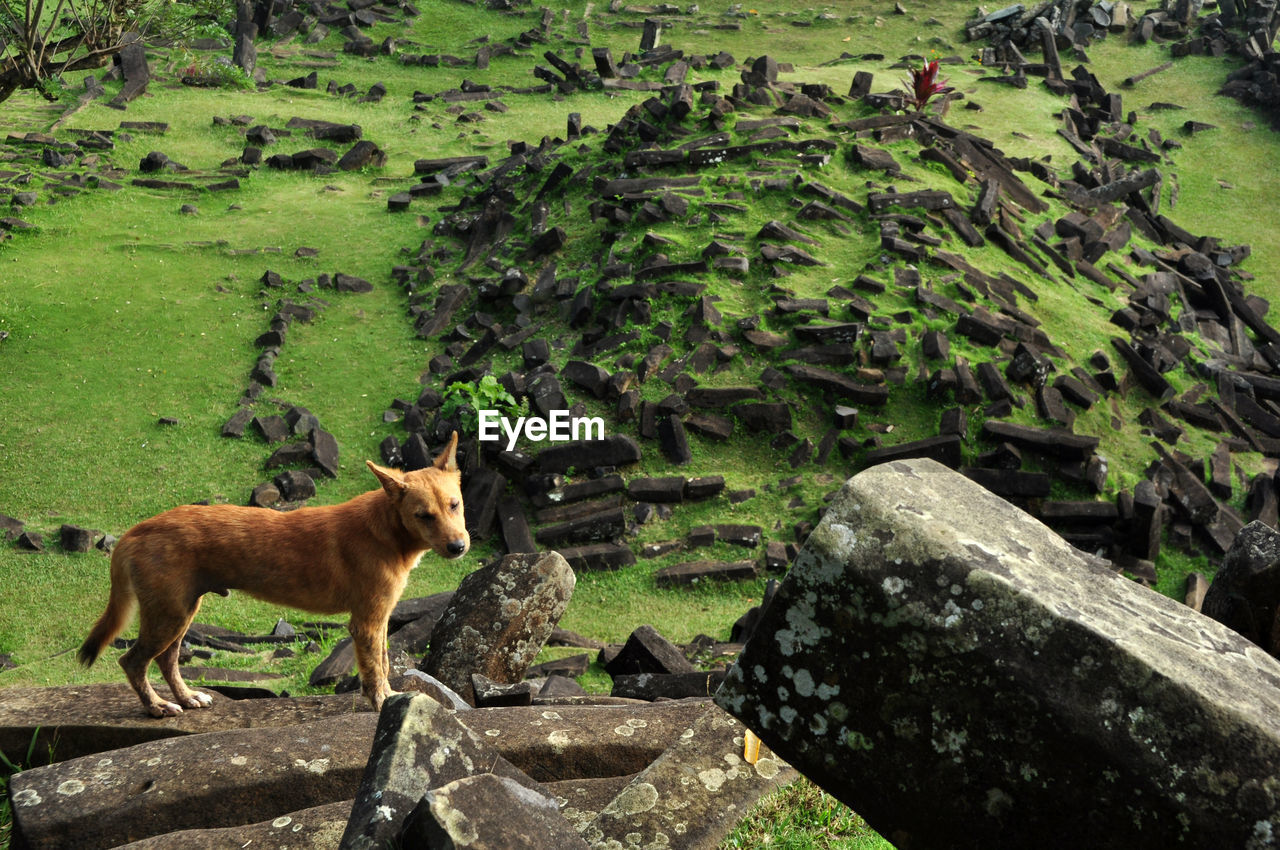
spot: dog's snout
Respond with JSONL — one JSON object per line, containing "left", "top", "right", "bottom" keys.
{"left": 446, "top": 539, "right": 468, "bottom": 556}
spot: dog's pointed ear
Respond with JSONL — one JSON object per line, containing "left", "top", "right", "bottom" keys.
{"left": 367, "top": 460, "right": 406, "bottom": 498}
{"left": 433, "top": 431, "right": 459, "bottom": 473}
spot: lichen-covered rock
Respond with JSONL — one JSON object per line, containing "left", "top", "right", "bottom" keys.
{"left": 1202, "top": 520, "right": 1280, "bottom": 655}
{"left": 400, "top": 774, "right": 589, "bottom": 849}
{"left": 715, "top": 458, "right": 1280, "bottom": 849}
{"left": 113, "top": 800, "right": 352, "bottom": 849}
{"left": 338, "top": 693, "right": 547, "bottom": 850}
{"left": 582, "top": 705, "right": 795, "bottom": 849}
{"left": 9, "top": 713, "right": 377, "bottom": 850}
{"left": 0, "top": 683, "right": 372, "bottom": 769}
{"left": 455, "top": 699, "right": 713, "bottom": 783}
{"left": 423, "top": 551, "right": 575, "bottom": 705}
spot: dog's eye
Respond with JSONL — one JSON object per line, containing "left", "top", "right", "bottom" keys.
{"left": 416, "top": 510, "right": 435, "bottom": 522}
{"left": 450, "top": 500, "right": 460, "bottom": 512}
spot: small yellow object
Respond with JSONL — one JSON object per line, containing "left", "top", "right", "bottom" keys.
{"left": 842, "top": 36, "right": 851, "bottom": 41}
{"left": 743, "top": 730, "right": 761, "bottom": 764}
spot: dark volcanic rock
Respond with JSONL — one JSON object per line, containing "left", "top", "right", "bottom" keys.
{"left": 716, "top": 458, "right": 1280, "bottom": 849}
{"left": 423, "top": 551, "right": 575, "bottom": 704}
{"left": 1202, "top": 521, "right": 1280, "bottom": 656}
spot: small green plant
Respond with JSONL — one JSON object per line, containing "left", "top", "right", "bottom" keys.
{"left": 440, "top": 375, "right": 519, "bottom": 432}
{"left": 1, "top": 727, "right": 42, "bottom": 849}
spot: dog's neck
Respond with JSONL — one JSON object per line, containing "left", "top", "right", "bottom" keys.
{"left": 366, "top": 489, "right": 428, "bottom": 562}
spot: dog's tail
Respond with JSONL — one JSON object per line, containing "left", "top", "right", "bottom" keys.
{"left": 77, "top": 542, "right": 137, "bottom": 667}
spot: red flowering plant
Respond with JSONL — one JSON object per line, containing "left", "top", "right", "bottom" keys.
{"left": 903, "top": 58, "right": 955, "bottom": 114}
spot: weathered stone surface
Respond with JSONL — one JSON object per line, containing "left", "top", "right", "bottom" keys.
{"left": 113, "top": 800, "right": 351, "bottom": 849}
{"left": 423, "top": 551, "right": 575, "bottom": 704}
{"left": 582, "top": 706, "right": 796, "bottom": 849}
{"left": 716, "top": 458, "right": 1280, "bottom": 849}
{"left": 0, "top": 684, "right": 371, "bottom": 768}
{"left": 1202, "top": 520, "right": 1280, "bottom": 655}
{"left": 400, "top": 773, "right": 589, "bottom": 849}
{"left": 340, "top": 694, "right": 547, "bottom": 850}
{"left": 455, "top": 699, "right": 713, "bottom": 782}
{"left": 9, "top": 713, "right": 377, "bottom": 850}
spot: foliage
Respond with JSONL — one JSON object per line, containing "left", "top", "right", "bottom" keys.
{"left": 440, "top": 374, "right": 520, "bottom": 432}
{"left": 177, "top": 50, "right": 254, "bottom": 90}
{"left": 901, "top": 59, "right": 954, "bottom": 114}
{"left": 0, "top": 0, "right": 232, "bottom": 104}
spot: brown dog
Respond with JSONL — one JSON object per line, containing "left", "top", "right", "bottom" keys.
{"left": 78, "top": 432, "right": 469, "bottom": 718}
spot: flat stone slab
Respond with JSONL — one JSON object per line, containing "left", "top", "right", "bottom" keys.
{"left": 9, "top": 713, "right": 378, "bottom": 850}
{"left": 0, "top": 683, "right": 372, "bottom": 767}
{"left": 113, "top": 800, "right": 352, "bottom": 849}
{"left": 716, "top": 458, "right": 1280, "bottom": 849}
{"left": 582, "top": 705, "right": 796, "bottom": 849}
{"left": 8, "top": 696, "right": 717, "bottom": 849}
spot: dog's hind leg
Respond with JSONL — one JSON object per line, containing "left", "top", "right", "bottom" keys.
{"left": 156, "top": 634, "right": 214, "bottom": 711}
{"left": 121, "top": 594, "right": 205, "bottom": 717}
{"left": 154, "top": 595, "right": 213, "bottom": 711}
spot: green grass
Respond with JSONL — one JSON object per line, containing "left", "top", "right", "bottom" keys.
{"left": 721, "top": 778, "right": 893, "bottom": 849}
{"left": 4, "top": 1, "right": 1280, "bottom": 846}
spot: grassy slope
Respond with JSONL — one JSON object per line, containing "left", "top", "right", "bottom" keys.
{"left": 2, "top": 0, "right": 1280, "bottom": 846}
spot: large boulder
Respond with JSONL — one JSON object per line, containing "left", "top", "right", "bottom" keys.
{"left": 715, "top": 458, "right": 1280, "bottom": 849}
{"left": 423, "top": 551, "right": 575, "bottom": 704}
{"left": 1202, "top": 520, "right": 1280, "bottom": 655}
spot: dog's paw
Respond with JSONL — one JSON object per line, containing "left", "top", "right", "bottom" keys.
{"left": 181, "top": 691, "right": 214, "bottom": 709}
{"left": 148, "top": 701, "right": 184, "bottom": 718}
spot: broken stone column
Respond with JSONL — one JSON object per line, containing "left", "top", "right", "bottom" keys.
{"left": 715, "top": 458, "right": 1280, "bottom": 849}
{"left": 423, "top": 551, "right": 575, "bottom": 705}
{"left": 233, "top": 1, "right": 258, "bottom": 76}
{"left": 339, "top": 694, "right": 548, "bottom": 850}
{"left": 1202, "top": 520, "right": 1280, "bottom": 656}
{"left": 400, "top": 774, "right": 589, "bottom": 849}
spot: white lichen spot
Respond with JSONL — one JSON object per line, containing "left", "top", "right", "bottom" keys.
{"left": 295, "top": 758, "right": 330, "bottom": 775}
{"left": 601, "top": 783, "right": 659, "bottom": 817}
{"left": 816, "top": 682, "right": 840, "bottom": 700}
{"left": 96, "top": 758, "right": 113, "bottom": 768}
{"left": 1248, "top": 821, "right": 1276, "bottom": 850}
{"left": 146, "top": 757, "right": 162, "bottom": 767}
{"left": 810, "top": 714, "right": 828, "bottom": 736}
{"left": 753, "top": 664, "right": 768, "bottom": 683}
{"left": 373, "top": 804, "right": 395, "bottom": 823}
{"left": 827, "top": 702, "right": 848, "bottom": 722}
{"left": 950, "top": 584, "right": 963, "bottom": 596}
{"left": 776, "top": 685, "right": 790, "bottom": 703}
{"left": 754, "top": 758, "right": 781, "bottom": 779}
{"left": 615, "top": 725, "right": 636, "bottom": 737}
{"left": 548, "top": 730, "right": 571, "bottom": 753}
{"left": 56, "top": 780, "right": 85, "bottom": 796}
{"left": 627, "top": 718, "right": 647, "bottom": 728}
{"left": 972, "top": 599, "right": 984, "bottom": 611}
{"left": 230, "top": 756, "right": 248, "bottom": 767}
{"left": 541, "top": 711, "right": 563, "bottom": 720}
{"left": 882, "top": 576, "right": 905, "bottom": 595}
{"left": 272, "top": 816, "right": 293, "bottom": 829}
{"left": 699, "top": 768, "right": 727, "bottom": 792}
{"left": 792, "top": 668, "right": 815, "bottom": 698}
{"left": 12, "top": 789, "right": 41, "bottom": 807}
{"left": 485, "top": 729, "right": 501, "bottom": 737}
{"left": 779, "top": 706, "right": 798, "bottom": 725}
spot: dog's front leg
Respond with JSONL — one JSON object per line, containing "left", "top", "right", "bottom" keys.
{"left": 349, "top": 610, "right": 396, "bottom": 711}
